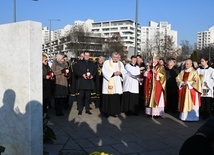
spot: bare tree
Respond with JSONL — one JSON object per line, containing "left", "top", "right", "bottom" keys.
{"left": 166, "top": 46, "right": 182, "bottom": 60}
{"left": 142, "top": 38, "right": 154, "bottom": 62}
{"left": 180, "top": 40, "right": 193, "bottom": 60}
{"left": 151, "top": 32, "right": 176, "bottom": 60}
{"left": 193, "top": 46, "right": 214, "bottom": 62}
{"left": 161, "top": 35, "right": 175, "bottom": 59}
{"left": 68, "top": 25, "right": 90, "bottom": 56}
{"left": 154, "top": 31, "right": 162, "bottom": 56}
{"left": 104, "top": 33, "right": 127, "bottom": 60}
{"left": 66, "top": 25, "right": 105, "bottom": 57}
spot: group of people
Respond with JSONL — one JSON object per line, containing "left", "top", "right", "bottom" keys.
{"left": 42, "top": 51, "right": 214, "bottom": 121}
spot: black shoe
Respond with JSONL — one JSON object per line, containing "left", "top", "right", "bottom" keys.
{"left": 86, "top": 111, "right": 92, "bottom": 115}
{"left": 78, "top": 111, "right": 82, "bottom": 115}
{"left": 132, "top": 112, "right": 139, "bottom": 116}
{"left": 125, "top": 112, "right": 131, "bottom": 116}
{"left": 111, "top": 115, "right": 117, "bottom": 117}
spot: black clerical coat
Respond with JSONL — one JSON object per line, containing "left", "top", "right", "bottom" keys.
{"left": 74, "top": 60, "right": 97, "bottom": 90}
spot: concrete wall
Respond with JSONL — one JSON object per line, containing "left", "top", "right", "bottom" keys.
{"left": 0, "top": 21, "right": 42, "bottom": 155}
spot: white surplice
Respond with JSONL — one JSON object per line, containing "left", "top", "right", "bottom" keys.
{"left": 123, "top": 63, "right": 140, "bottom": 93}
{"left": 197, "top": 66, "right": 214, "bottom": 98}
{"left": 102, "top": 60, "right": 126, "bottom": 94}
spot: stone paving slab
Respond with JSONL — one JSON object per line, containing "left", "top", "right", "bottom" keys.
{"left": 44, "top": 102, "right": 205, "bottom": 155}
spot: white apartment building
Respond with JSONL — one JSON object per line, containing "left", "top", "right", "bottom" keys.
{"left": 53, "top": 29, "right": 64, "bottom": 41}
{"left": 42, "top": 27, "right": 50, "bottom": 44}
{"left": 197, "top": 26, "right": 214, "bottom": 50}
{"left": 43, "top": 19, "right": 141, "bottom": 57}
{"left": 42, "top": 19, "right": 178, "bottom": 59}
{"left": 141, "top": 21, "right": 178, "bottom": 53}
{"left": 90, "top": 19, "right": 141, "bottom": 57}
{"left": 42, "top": 27, "right": 65, "bottom": 44}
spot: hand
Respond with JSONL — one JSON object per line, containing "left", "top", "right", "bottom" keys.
{"left": 114, "top": 71, "right": 121, "bottom": 76}
{"left": 152, "top": 68, "right": 156, "bottom": 74}
{"left": 89, "top": 75, "right": 93, "bottom": 79}
{"left": 61, "top": 68, "right": 66, "bottom": 73}
{"left": 204, "top": 82, "right": 208, "bottom": 87}
{"left": 117, "top": 71, "right": 121, "bottom": 76}
{"left": 46, "top": 75, "right": 50, "bottom": 79}
{"left": 140, "top": 67, "right": 145, "bottom": 70}
{"left": 83, "top": 74, "right": 87, "bottom": 79}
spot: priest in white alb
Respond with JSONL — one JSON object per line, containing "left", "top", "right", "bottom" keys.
{"left": 121, "top": 55, "right": 141, "bottom": 115}
{"left": 101, "top": 52, "right": 126, "bottom": 117}
{"left": 197, "top": 57, "right": 214, "bottom": 119}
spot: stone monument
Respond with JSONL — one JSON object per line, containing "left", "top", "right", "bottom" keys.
{"left": 0, "top": 21, "right": 42, "bottom": 155}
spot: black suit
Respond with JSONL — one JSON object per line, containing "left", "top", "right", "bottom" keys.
{"left": 74, "top": 60, "right": 97, "bottom": 112}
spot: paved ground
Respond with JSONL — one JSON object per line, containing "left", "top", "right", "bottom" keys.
{"left": 44, "top": 102, "right": 205, "bottom": 155}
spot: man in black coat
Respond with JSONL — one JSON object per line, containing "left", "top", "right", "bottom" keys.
{"left": 165, "top": 59, "right": 179, "bottom": 113}
{"left": 94, "top": 56, "right": 105, "bottom": 109}
{"left": 74, "top": 51, "right": 97, "bottom": 115}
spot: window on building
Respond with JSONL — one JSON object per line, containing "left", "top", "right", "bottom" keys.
{"left": 92, "top": 29, "right": 100, "bottom": 32}
{"left": 93, "top": 24, "right": 101, "bottom": 27}
{"left": 121, "top": 27, "right": 128, "bottom": 30}
{"left": 130, "top": 27, "right": 134, "bottom": 30}
{"left": 125, "top": 22, "right": 132, "bottom": 25}
{"left": 110, "top": 27, "right": 118, "bottom": 31}
{"left": 103, "top": 22, "right": 109, "bottom": 26}
{"left": 102, "top": 28, "right": 109, "bottom": 31}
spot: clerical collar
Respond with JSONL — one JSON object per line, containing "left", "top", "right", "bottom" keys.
{"left": 199, "top": 66, "right": 209, "bottom": 69}
{"left": 185, "top": 67, "right": 192, "bottom": 72}
{"left": 113, "top": 61, "right": 118, "bottom": 63}
{"left": 130, "top": 63, "right": 137, "bottom": 67}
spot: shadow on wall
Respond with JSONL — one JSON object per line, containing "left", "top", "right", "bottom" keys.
{"left": 0, "top": 89, "right": 42, "bottom": 155}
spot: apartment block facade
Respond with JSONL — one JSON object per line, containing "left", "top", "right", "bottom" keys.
{"left": 141, "top": 21, "right": 178, "bottom": 53}
{"left": 197, "top": 26, "right": 214, "bottom": 50}
{"left": 42, "top": 19, "right": 178, "bottom": 59}
{"left": 90, "top": 19, "right": 141, "bottom": 57}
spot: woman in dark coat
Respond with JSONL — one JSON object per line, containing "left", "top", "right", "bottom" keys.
{"left": 42, "top": 54, "right": 54, "bottom": 114}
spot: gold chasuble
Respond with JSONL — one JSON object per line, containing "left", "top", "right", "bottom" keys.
{"left": 148, "top": 64, "right": 166, "bottom": 108}
{"left": 176, "top": 68, "right": 201, "bottom": 113}
{"left": 145, "top": 63, "right": 166, "bottom": 116}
